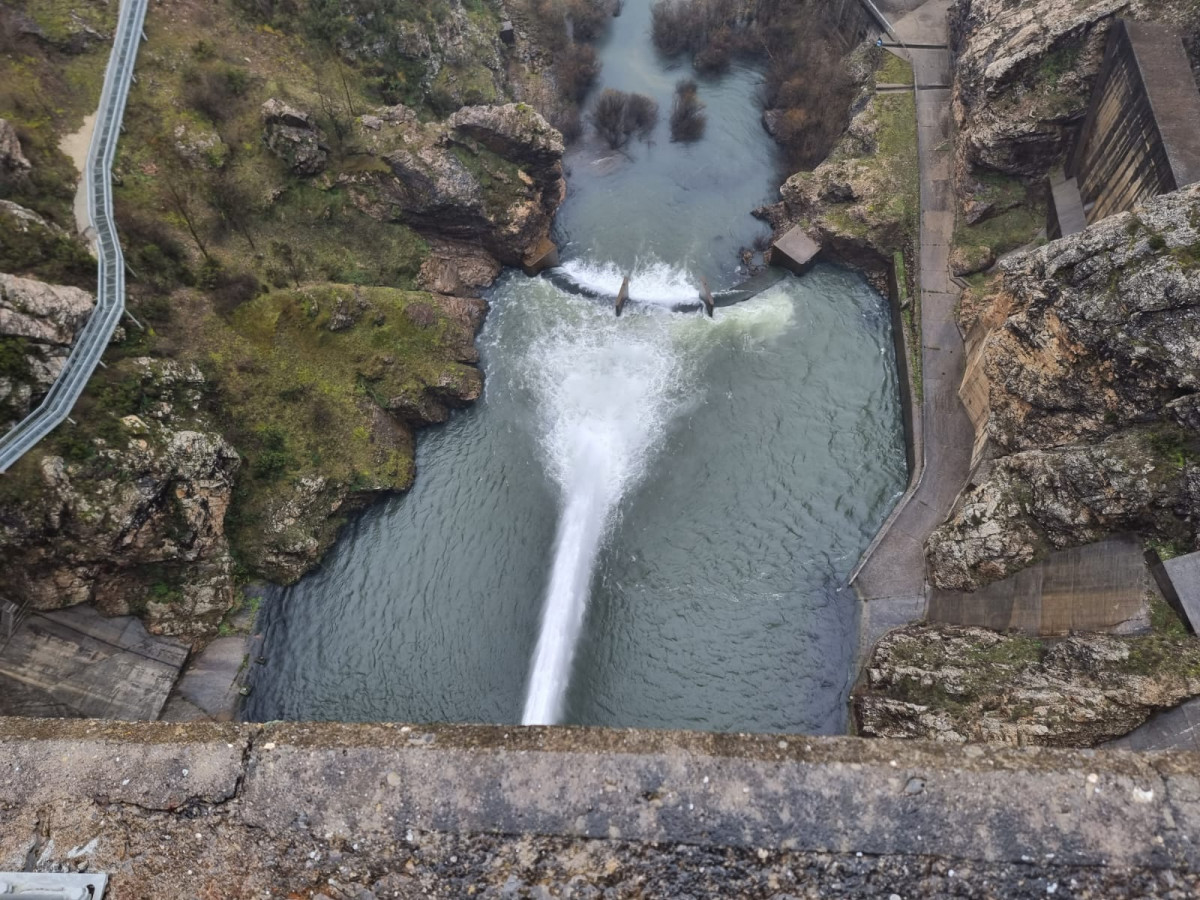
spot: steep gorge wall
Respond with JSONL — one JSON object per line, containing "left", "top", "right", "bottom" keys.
{"left": 927, "top": 185, "right": 1200, "bottom": 593}
{"left": 0, "top": 0, "right": 572, "bottom": 640}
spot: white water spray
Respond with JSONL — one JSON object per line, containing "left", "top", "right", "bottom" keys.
{"left": 559, "top": 258, "right": 700, "bottom": 307}
{"left": 520, "top": 297, "right": 687, "bottom": 725}
{"left": 517, "top": 274, "right": 798, "bottom": 725}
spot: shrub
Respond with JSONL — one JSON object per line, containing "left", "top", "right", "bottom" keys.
{"left": 591, "top": 89, "right": 628, "bottom": 147}
{"left": 693, "top": 43, "right": 730, "bottom": 74}
{"left": 116, "top": 207, "right": 192, "bottom": 288}
{"left": 552, "top": 104, "right": 584, "bottom": 143}
{"left": 758, "top": 21, "right": 854, "bottom": 168}
{"left": 211, "top": 271, "right": 262, "bottom": 318}
{"left": 591, "top": 89, "right": 658, "bottom": 148}
{"left": 624, "top": 92, "right": 659, "bottom": 140}
{"left": 567, "top": 0, "right": 610, "bottom": 41}
{"left": 669, "top": 78, "right": 706, "bottom": 142}
{"left": 651, "top": 0, "right": 706, "bottom": 56}
{"left": 182, "top": 66, "right": 251, "bottom": 124}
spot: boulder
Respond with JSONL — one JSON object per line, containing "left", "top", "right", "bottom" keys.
{"left": 261, "top": 98, "right": 327, "bottom": 176}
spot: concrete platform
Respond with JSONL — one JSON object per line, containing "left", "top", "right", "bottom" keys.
{"left": 769, "top": 224, "right": 820, "bottom": 274}
{"left": 521, "top": 236, "right": 559, "bottom": 275}
{"left": 2, "top": 719, "right": 1199, "bottom": 896}
{"left": 0, "top": 605, "right": 187, "bottom": 721}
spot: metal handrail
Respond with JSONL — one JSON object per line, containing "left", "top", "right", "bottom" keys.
{"left": 0, "top": 0, "right": 149, "bottom": 472}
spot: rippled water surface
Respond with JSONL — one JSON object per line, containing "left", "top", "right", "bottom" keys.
{"left": 245, "top": 0, "right": 906, "bottom": 732}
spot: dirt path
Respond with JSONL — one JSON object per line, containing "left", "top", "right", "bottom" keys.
{"left": 58, "top": 111, "right": 97, "bottom": 247}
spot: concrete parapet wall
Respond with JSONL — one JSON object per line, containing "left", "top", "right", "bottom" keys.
{"left": 2, "top": 719, "right": 1199, "bottom": 896}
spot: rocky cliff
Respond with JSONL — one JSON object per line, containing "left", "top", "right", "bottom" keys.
{"left": 927, "top": 185, "right": 1200, "bottom": 591}
{"left": 854, "top": 623, "right": 1200, "bottom": 746}
{"left": 0, "top": 269, "right": 94, "bottom": 430}
{"left": 0, "top": 0, "right": 574, "bottom": 639}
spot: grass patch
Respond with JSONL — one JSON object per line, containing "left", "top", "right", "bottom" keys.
{"left": 877, "top": 52, "right": 914, "bottom": 86}
{"left": 953, "top": 202, "right": 1044, "bottom": 268}
{"left": 200, "top": 283, "right": 478, "bottom": 571}
{"left": 868, "top": 91, "right": 920, "bottom": 249}
{"left": 1149, "top": 590, "right": 1190, "bottom": 638}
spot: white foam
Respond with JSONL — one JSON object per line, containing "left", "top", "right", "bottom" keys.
{"left": 558, "top": 258, "right": 701, "bottom": 306}
{"left": 519, "top": 301, "right": 687, "bottom": 725}
{"left": 516, "top": 279, "right": 798, "bottom": 726}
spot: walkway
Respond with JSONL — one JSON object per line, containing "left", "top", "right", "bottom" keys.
{"left": 851, "top": 0, "right": 975, "bottom": 647}
{"left": 0, "top": 0, "right": 148, "bottom": 472}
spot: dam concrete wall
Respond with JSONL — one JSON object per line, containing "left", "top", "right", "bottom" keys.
{"left": 2, "top": 718, "right": 1199, "bottom": 896}
{"left": 1067, "top": 19, "right": 1200, "bottom": 225}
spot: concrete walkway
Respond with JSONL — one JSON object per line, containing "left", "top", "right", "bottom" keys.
{"left": 852, "top": 0, "right": 975, "bottom": 648}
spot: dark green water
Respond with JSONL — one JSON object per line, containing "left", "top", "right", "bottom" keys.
{"left": 245, "top": 1, "right": 906, "bottom": 733}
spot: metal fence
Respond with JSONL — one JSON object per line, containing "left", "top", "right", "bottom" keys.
{"left": 0, "top": 0, "right": 149, "bottom": 473}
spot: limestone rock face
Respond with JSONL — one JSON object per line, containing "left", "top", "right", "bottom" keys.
{"left": 261, "top": 99, "right": 328, "bottom": 176}
{"left": 0, "top": 118, "right": 31, "bottom": 183}
{"left": 949, "top": 0, "right": 1200, "bottom": 213}
{"left": 854, "top": 624, "right": 1200, "bottom": 746}
{"left": 0, "top": 361, "right": 241, "bottom": 640}
{"left": 0, "top": 272, "right": 95, "bottom": 429}
{"left": 927, "top": 185, "right": 1200, "bottom": 591}
{"left": 347, "top": 102, "right": 565, "bottom": 269}
{"left": 333, "top": 0, "right": 507, "bottom": 110}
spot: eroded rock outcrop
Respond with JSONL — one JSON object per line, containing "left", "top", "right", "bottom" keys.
{"left": 0, "top": 360, "right": 240, "bottom": 639}
{"left": 854, "top": 624, "right": 1200, "bottom": 746}
{"left": 755, "top": 49, "right": 917, "bottom": 281}
{"left": 0, "top": 117, "right": 31, "bottom": 184}
{"left": 927, "top": 185, "right": 1200, "bottom": 591}
{"left": 0, "top": 271, "right": 94, "bottom": 430}
{"left": 261, "top": 99, "right": 327, "bottom": 176}
{"left": 342, "top": 101, "right": 565, "bottom": 271}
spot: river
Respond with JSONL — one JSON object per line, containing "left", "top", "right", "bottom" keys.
{"left": 245, "top": 0, "right": 906, "bottom": 733}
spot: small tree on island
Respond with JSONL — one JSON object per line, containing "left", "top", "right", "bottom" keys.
{"left": 591, "top": 89, "right": 659, "bottom": 148}
{"left": 669, "top": 78, "right": 706, "bottom": 142}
